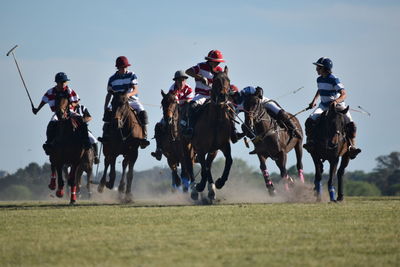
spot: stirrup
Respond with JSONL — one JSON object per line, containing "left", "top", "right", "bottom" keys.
{"left": 151, "top": 150, "right": 162, "bottom": 161}
{"left": 348, "top": 146, "right": 361, "bottom": 159}
{"left": 139, "top": 139, "right": 150, "bottom": 149}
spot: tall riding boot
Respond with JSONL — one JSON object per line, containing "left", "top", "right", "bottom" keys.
{"left": 346, "top": 122, "right": 362, "bottom": 159}
{"left": 151, "top": 122, "right": 163, "bottom": 161}
{"left": 80, "top": 122, "right": 91, "bottom": 149}
{"left": 138, "top": 110, "right": 150, "bottom": 149}
{"left": 278, "top": 110, "right": 302, "bottom": 138}
{"left": 303, "top": 117, "right": 315, "bottom": 152}
{"left": 92, "top": 143, "right": 100, "bottom": 164}
{"left": 43, "top": 121, "right": 58, "bottom": 155}
{"left": 183, "top": 102, "right": 198, "bottom": 138}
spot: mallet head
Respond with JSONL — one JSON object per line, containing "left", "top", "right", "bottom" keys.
{"left": 6, "top": 45, "right": 18, "bottom": 56}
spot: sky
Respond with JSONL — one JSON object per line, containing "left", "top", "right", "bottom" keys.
{"left": 0, "top": 0, "right": 399, "bottom": 175}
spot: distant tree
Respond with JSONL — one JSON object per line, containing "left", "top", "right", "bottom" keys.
{"left": 0, "top": 185, "right": 33, "bottom": 200}
{"left": 370, "top": 152, "right": 400, "bottom": 195}
{"left": 345, "top": 180, "right": 381, "bottom": 196}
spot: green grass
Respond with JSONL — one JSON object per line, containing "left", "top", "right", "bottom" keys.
{"left": 0, "top": 197, "right": 399, "bottom": 266}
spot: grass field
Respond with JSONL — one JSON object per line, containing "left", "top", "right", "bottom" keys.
{"left": 0, "top": 197, "right": 399, "bottom": 266}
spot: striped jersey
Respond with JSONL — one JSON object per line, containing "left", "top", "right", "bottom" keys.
{"left": 41, "top": 86, "right": 79, "bottom": 112}
{"left": 107, "top": 71, "right": 138, "bottom": 99}
{"left": 190, "top": 62, "right": 223, "bottom": 96}
{"left": 317, "top": 74, "right": 344, "bottom": 105}
{"left": 168, "top": 83, "right": 194, "bottom": 106}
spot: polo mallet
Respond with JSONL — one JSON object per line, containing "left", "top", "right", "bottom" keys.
{"left": 288, "top": 106, "right": 313, "bottom": 120}
{"left": 6, "top": 45, "right": 34, "bottom": 109}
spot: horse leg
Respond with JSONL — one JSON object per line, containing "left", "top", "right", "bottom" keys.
{"left": 275, "top": 152, "right": 292, "bottom": 192}
{"left": 337, "top": 156, "right": 350, "bottom": 202}
{"left": 215, "top": 144, "right": 233, "bottom": 189}
{"left": 118, "top": 157, "right": 128, "bottom": 194}
{"left": 294, "top": 139, "right": 305, "bottom": 183}
{"left": 69, "top": 165, "right": 78, "bottom": 204}
{"left": 328, "top": 158, "right": 339, "bottom": 202}
{"left": 56, "top": 165, "right": 65, "bottom": 198}
{"left": 312, "top": 155, "right": 323, "bottom": 202}
{"left": 98, "top": 157, "right": 110, "bottom": 193}
{"left": 195, "top": 152, "right": 208, "bottom": 193}
{"left": 258, "top": 154, "right": 275, "bottom": 196}
{"left": 86, "top": 168, "right": 93, "bottom": 199}
{"left": 125, "top": 150, "right": 138, "bottom": 203}
{"left": 49, "top": 164, "right": 57, "bottom": 190}
{"left": 106, "top": 157, "right": 117, "bottom": 190}
{"left": 168, "top": 158, "right": 180, "bottom": 191}
{"left": 205, "top": 151, "right": 218, "bottom": 200}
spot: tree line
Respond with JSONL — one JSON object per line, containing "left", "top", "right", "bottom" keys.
{"left": 0, "top": 151, "right": 399, "bottom": 200}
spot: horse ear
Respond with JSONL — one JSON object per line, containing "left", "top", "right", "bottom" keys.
{"left": 224, "top": 66, "right": 229, "bottom": 75}
{"left": 161, "top": 90, "right": 166, "bottom": 97}
{"left": 341, "top": 105, "right": 350, "bottom": 114}
{"left": 255, "top": 86, "right": 263, "bottom": 99}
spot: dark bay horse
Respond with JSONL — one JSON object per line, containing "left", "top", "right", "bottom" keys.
{"left": 49, "top": 96, "right": 86, "bottom": 204}
{"left": 158, "top": 90, "right": 195, "bottom": 191}
{"left": 306, "top": 105, "right": 352, "bottom": 202}
{"left": 97, "top": 92, "right": 142, "bottom": 202}
{"left": 190, "top": 67, "right": 233, "bottom": 201}
{"left": 242, "top": 87, "right": 304, "bottom": 196}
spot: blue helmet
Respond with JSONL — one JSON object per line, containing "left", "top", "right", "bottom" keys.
{"left": 54, "top": 72, "right": 70, "bottom": 83}
{"left": 313, "top": 57, "right": 333, "bottom": 70}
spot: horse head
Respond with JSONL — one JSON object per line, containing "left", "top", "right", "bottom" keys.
{"left": 161, "top": 90, "right": 178, "bottom": 125}
{"left": 242, "top": 86, "right": 268, "bottom": 132}
{"left": 55, "top": 92, "right": 70, "bottom": 120}
{"left": 211, "top": 66, "right": 230, "bottom": 105}
{"left": 111, "top": 92, "right": 130, "bottom": 129}
{"left": 318, "top": 104, "right": 349, "bottom": 150}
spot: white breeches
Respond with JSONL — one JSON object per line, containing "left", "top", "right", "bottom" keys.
{"left": 309, "top": 102, "right": 353, "bottom": 123}
{"left": 262, "top": 97, "right": 281, "bottom": 115}
{"left": 128, "top": 97, "right": 145, "bottom": 112}
{"left": 191, "top": 94, "right": 210, "bottom": 105}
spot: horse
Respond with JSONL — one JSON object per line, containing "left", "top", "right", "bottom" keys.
{"left": 97, "top": 91, "right": 142, "bottom": 202}
{"left": 157, "top": 90, "right": 195, "bottom": 191}
{"left": 48, "top": 95, "right": 86, "bottom": 204}
{"left": 242, "top": 87, "right": 304, "bottom": 196}
{"left": 306, "top": 104, "right": 352, "bottom": 202}
{"left": 190, "top": 67, "right": 233, "bottom": 201}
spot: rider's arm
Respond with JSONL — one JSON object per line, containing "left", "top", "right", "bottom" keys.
{"left": 104, "top": 92, "right": 112, "bottom": 110}
{"left": 309, "top": 91, "right": 320, "bottom": 109}
{"left": 333, "top": 89, "right": 347, "bottom": 105}
{"left": 127, "top": 84, "right": 138, "bottom": 98}
{"left": 32, "top": 101, "right": 46, "bottom": 115}
{"left": 186, "top": 67, "right": 208, "bottom": 85}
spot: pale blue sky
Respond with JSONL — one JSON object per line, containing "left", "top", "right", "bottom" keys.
{"left": 0, "top": 0, "right": 399, "bottom": 175}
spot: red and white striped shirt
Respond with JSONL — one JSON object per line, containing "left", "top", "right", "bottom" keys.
{"left": 41, "top": 86, "right": 79, "bottom": 112}
{"left": 190, "top": 62, "right": 223, "bottom": 96}
{"left": 168, "top": 84, "right": 194, "bottom": 106}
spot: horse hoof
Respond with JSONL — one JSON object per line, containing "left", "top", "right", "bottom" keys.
{"left": 208, "top": 183, "right": 216, "bottom": 200}
{"left": 48, "top": 178, "right": 56, "bottom": 190}
{"left": 56, "top": 189, "right": 64, "bottom": 198}
{"left": 105, "top": 182, "right": 114, "bottom": 190}
{"left": 97, "top": 184, "right": 104, "bottom": 193}
{"left": 69, "top": 200, "right": 76, "bottom": 205}
{"left": 196, "top": 182, "right": 206, "bottom": 192}
{"left": 215, "top": 178, "right": 226, "bottom": 189}
{"left": 190, "top": 185, "right": 199, "bottom": 201}
{"left": 337, "top": 195, "right": 344, "bottom": 202}
{"left": 118, "top": 184, "right": 126, "bottom": 193}
{"left": 266, "top": 183, "right": 275, "bottom": 196}
{"left": 88, "top": 192, "right": 92, "bottom": 199}
{"left": 124, "top": 193, "right": 134, "bottom": 203}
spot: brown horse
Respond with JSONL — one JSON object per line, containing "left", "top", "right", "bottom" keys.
{"left": 190, "top": 67, "right": 233, "bottom": 201}
{"left": 157, "top": 90, "right": 195, "bottom": 191}
{"left": 242, "top": 87, "right": 304, "bottom": 196}
{"left": 97, "top": 92, "right": 142, "bottom": 202}
{"left": 306, "top": 104, "right": 352, "bottom": 202}
{"left": 48, "top": 95, "right": 86, "bottom": 204}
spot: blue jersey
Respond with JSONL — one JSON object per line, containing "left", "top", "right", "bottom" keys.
{"left": 107, "top": 71, "right": 138, "bottom": 97}
{"left": 317, "top": 74, "right": 344, "bottom": 106}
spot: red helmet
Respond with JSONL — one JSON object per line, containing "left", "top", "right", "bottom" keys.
{"left": 230, "top": 84, "right": 239, "bottom": 93}
{"left": 115, "top": 56, "right": 131, "bottom": 68}
{"left": 205, "top": 50, "right": 225, "bottom": 62}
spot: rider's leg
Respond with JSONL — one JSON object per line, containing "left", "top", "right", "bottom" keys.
{"left": 88, "top": 131, "right": 100, "bottom": 164}
{"left": 138, "top": 110, "right": 150, "bottom": 148}
{"left": 346, "top": 119, "right": 361, "bottom": 159}
{"left": 277, "top": 110, "right": 302, "bottom": 138}
{"left": 151, "top": 120, "right": 164, "bottom": 160}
